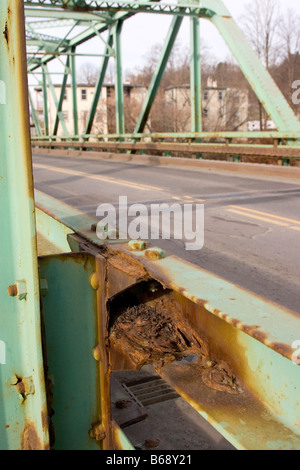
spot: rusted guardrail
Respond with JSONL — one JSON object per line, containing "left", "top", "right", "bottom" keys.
{"left": 31, "top": 133, "right": 300, "bottom": 160}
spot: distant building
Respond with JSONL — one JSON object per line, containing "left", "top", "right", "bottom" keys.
{"left": 247, "top": 120, "right": 277, "bottom": 131}
{"left": 33, "top": 77, "right": 249, "bottom": 136}
{"left": 33, "top": 83, "right": 147, "bottom": 136}
{"left": 165, "top": 77, "right": 249, "bottom": 132}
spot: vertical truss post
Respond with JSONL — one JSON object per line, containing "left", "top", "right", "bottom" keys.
{"left": 113, "top": 20, "right": 125, "bottom": 135}
{"left": 85, "top": 32, "right": 114, "bottom": 137}
{"left": 190, "top": 16, "right": 202, "bottom": 159}
{"left": 190, "top": 16, "right": 202, "bottom": 133}
{"left": 45, "top": 63, "right": 69, "bottom": 136}
{"left": 70, "top": 46, "right": 78, "bottom": 137}
{"left": 28, "top": 90, "right": 42, "bottom": 137}
{"left": 53, "top": 55, "right": 70, "bottom": 136}
{"left": 133, "top": 15, "right": 184, "bottom": 135}
{"left": 42, "top": 64, "right": 49, "bottom": 136}
{"left": 0, "top": 0, "right": 49, "bottom": 450}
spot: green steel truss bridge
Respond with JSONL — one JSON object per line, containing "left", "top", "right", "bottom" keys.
{"left": 0, "top": 0, "right": 300, "bottom": 451}
{"left": 25, "top": 0, "right": 300, "bottom": 157}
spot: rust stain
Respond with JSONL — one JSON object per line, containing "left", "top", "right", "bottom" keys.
{"left": 21, "top": 423, "right": 43, "bottom": 450}
{"left": 108, "top": 254, "right": 147, "bottom": 279}
{"left": 268, "top": 342, "right": 295, "bottom": 359}
{"left": 241, "top": 325, "right": 267, "bottom": 344}
{"left": 229, "top": 318, "right": 241, "bottom": 328}
{"left": 41, "top": 410, "right": 49, "bottom": 432}
{"left": 3, "top": 21, "right": 8, "bottom": 44}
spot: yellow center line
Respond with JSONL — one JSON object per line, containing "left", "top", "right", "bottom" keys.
{"left": 230, "top": 205, "right": 300, "bottom": 226}
{"left": 172, "top": 196, "right": 206, "bottom": 203}
{"left": 227, "top": 208, "right": 289, "bottom": 227}
{"left": 33, "top": 163, "right": 164, "bottom": 192}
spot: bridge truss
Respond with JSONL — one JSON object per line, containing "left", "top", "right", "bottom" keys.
{"left": 24, "top": 0, "right": 300, "bottom": 159}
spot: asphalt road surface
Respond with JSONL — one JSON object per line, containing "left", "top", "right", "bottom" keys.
{"left": 33, "top": 152, "right": 300, "bottom": 314}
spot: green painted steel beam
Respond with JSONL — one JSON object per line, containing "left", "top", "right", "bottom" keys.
{"left": 22, "top": 0, "right": 215, "bottom": 18}
{"left": 70, "top": 46, "right": 79, "bottom": 136}
{"left": 26, "top": 27, "right": 69, "bottom": 46}
{"left": 53, "top": 56, "right": 70, "bottom": 136}
{"left": 0, "top": 0, "right": 49, "bottom": 450}
{"left": 38, "top": 253, "right": 103, "bottom": 450}
{"left": 113, "top": 21, "right": 125, "bottom": 135}
{"left": 25, "top": 6, "right": 111, "bottom": 22}
{"left": 134, "top": 14, "right": 184, "bottom": 135}
{"left": 44, "top": 64, "right": 69, "bottom": 136}
{"left": 85, "top": 32, "right": 114, "bottom": 136}
{"left": 31, "top": 130, "right": 300, "bottom": 141}
{"left": 29, "top": 90, "right": 43, "bottom": 137}
{"left": 27, "top": 21, "right": 114, "bottom": 73}
{"left": 190, "top": 16, "right": 202, "bottom": 133}
{"left": 42, "top": 65, "right": 49, "bottom": 135}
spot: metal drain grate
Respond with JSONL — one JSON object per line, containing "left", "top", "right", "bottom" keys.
{"left": 124, "top": 376, "right": 180, "bottom": 407}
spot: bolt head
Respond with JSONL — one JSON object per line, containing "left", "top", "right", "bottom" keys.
{"left": 7, "top": 280, "right": 27, "bottom": 300}
{"left": 7, "top": 285, "right": 18, "bottom": 297}
{"left": 40, "top": 279, "right": 48, "bottom": 297}
{"left": 128, "top": 240, "right": 146, "bottom": 251}
{"left": 144, "top": 248, "right": 165, "bottom": 260}
{"left": 89, "top": 423, "right": 106, "bottom": 441}
{"left": 89, "top": 273, "right": 99, "bottom": 290}
{"left": 92, "top": 345, "right": 102, "bottom": 362}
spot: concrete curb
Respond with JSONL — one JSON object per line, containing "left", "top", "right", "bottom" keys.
{"left": 32, "top": 148, "right": 300, "bottom": 181}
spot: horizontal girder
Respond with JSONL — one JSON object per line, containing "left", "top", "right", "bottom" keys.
{"left": 24, "top": 1, "right": 216, "bottom": 18}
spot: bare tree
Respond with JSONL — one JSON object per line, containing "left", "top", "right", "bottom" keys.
{"left": 275, "top": 11, "right": 300, "bottom": 108}
{"left": 241, "top": 0, "right": 281, "bottom": 70}
{"left": 77, "top": 62, "right": 99, "bottom": 85}
{"left": 241, "top": 0, "right": 282, "bottom": 129}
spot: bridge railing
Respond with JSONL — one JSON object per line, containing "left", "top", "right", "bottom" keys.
{"left": 31, "top": 132, "right": 300, "bottom": 162}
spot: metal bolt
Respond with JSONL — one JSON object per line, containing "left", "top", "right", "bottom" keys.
{"left": 89, "top": 273, "right": 99, "bottom": 290}
{"left": 92, "top": 345, "right": 102, "bottom": 362}
{"left": 39, "top": 279, "right": 48, "bottom": 297}
{"left": 128, "top": 240, "right": 146, "bottom": 251}
{"left": 94, "top": 224, "right": 119, "bottom": 241}
{"left": 7, "top": 280, "right": 27, "bottom": 301}
{"left": 7, "top": 284, "right": 18, "bottom": 297}
{"left": 144, "top": 248, "right": 165, "bottom": 260}
{"left": 89, "top": 423, "right": 106, "bottom": 441}
{"left": 106, "top": 228, "right": 119, "bottom": 240}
